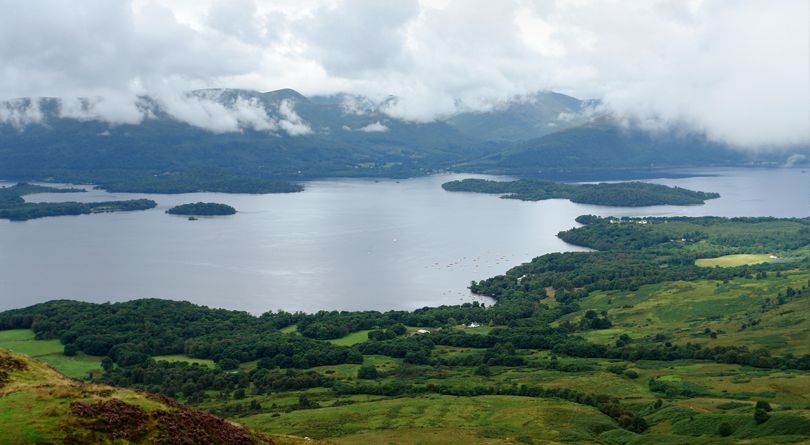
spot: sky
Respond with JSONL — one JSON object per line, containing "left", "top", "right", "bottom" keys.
{"left": 0, "top": 0, "right": 807, "bottom": 148}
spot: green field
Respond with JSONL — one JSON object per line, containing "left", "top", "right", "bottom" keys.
{"left": 280, "top": 324, "right": 299, "bottom": 334}
{"left": 327, "top": 330, "right": 372, "bottom": 346}
{"left": 153, "top": 354, "right": 215, "bottom": 368}
{"left": 696, "top": 254, "right": 777, "bottom": 267}
{"left": 0, "top": 329, "right": 101, "bottom": 379}
{"left": 241, "top": 394, "right": 616, "bottom": 443}
{"left": 556, "top": 270, "right": 809, "bottom": 355}
{"left": 0, "top": 329, "right": 62, "bottom": 356}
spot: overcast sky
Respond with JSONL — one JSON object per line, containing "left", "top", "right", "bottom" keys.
{"left": 0, "top": 0, "right": 807, "bottom": 148}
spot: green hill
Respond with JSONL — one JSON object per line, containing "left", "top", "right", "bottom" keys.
{"left": 0, "top": 348, "right": 275, "bottom": 444}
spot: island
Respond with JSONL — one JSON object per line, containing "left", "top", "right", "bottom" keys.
{"left": 0, "top": 183, "right": 157, "bottom": 221}
{"left": 166, "top": 202, "right": 237, "bottom": 216}
{"left": 95, "top": 170, "right": 305, "bottom": 194}
{"left": 441, "top": 178, "right": 720, "bottom": 206}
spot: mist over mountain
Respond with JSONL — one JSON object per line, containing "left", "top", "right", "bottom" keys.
{"left": 0, "top": 88, "right": 805, "bottom": 191}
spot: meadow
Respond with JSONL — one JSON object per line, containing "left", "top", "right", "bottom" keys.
{"left": 0, "top": 329, "right": 101, "bottom": 379}
{"left": 555, "top": 270, "right": 809, "bottom": 355}
{"left": 696, "top": 254, "right": 776, "bottom": 267}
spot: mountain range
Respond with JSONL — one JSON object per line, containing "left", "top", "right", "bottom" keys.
{"left": 0, "top": 88, "right": 804, "bottom": 192}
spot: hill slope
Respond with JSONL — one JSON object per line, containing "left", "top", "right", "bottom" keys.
{"left": 443, "top": 91, "right": 588, "bottom": 142}
{"left": 0, "top": 348, "right": 274, "bottom": 444}
{"left": 458, "top": 121, "right": 799, "bottom": 177}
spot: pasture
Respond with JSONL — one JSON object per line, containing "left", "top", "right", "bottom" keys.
{"left": 696, "top": 254, "right": 776, "bottom": 267}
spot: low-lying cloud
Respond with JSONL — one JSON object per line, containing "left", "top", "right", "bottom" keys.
{"left": 357, "top": 121, "right": 389, "bottom": 133}
{"left": 0, "top": 0, "right": 806, "bottom": 148}
{"left": 1, "top": 92, "right": 313, "bottom": 136}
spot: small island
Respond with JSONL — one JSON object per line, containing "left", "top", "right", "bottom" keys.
{"left": 0, "top": 183, "right": 157, "bottom": 221}
{"left": 166, "top": 202, "right": 237, "bottom": 216}
{"left": 442, "top": 178, "right": 720, "bottom": 207}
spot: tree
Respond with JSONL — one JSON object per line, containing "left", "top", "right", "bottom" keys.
{"left": 717, "top": 422, "right": 733, "bottom": 437}
{"left": 297, "top": 395, "right": 318, "bottom": 409}
{"left": 357, "top": 365, "right": 378, "bottom": 379}
{"left": 101, "top": 356, "right": 114, "bottom": 372}
{"left": 615, "top": 334, "right": 632, "bottom": 347}
{"left": 754, "top": 408, "right": 770, "bottom": 424}
{"left": 218, "top": 358, "right": 240, "bottom": 370}
{"left": 623, "top": 369, "right": 639, "bottom": 379}
{"left": 755, "top": 400, "right": 772, "bottom": 412}
{"left": 63, "top": 343, "right": 78, "bottom": 357}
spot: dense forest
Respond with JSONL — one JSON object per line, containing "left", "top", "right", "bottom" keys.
{"left": 0, "top": 183, "right": 157, "bottom": 221}
{"left": 442, "top": 178, "right": 720, "bottom": 206}
{"left": 166, "top": 202, "right": 237, "bottom": 216}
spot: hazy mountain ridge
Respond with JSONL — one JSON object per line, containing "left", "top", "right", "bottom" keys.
{"left": 457, "top": 120, "right": 805, "bottom": 176}
{"left": 0, "top": 88, "right": 805, "bottom": 189}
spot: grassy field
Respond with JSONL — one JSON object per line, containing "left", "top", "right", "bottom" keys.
{"left": 554, "top": 270, "right": 809, "bottom": 355}
{"left": 696, "top": 254, "right": 776, "bottom": 267}
{"left": 153, "top": 354, "right": 216, "bottom": 368}
{"left": 280, "top": 325, "right": 299, "bottom": 334}
{"left": 327, "top": 330, "right": 372, "bottom": 346}
{"left": 241, "top": 394, "right": 615, "bottom": 443}
{"left": 0, "top": 329, "right": 62, "bottom": 356}
{"left": 0, "top": 329, "right": 101, "bottom": 379}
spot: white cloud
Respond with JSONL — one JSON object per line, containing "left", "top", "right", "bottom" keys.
{"left": 58, "top": 94, "right": 147, "bottom": 125}
{"left": 0, "top": 99, "right": 44, "bottom": 129}
{"left": 277, "top": 99, "right": 312, "bottom": 136}
{"left": 357, "top": 121, "right": 388, "bottom": 133}
{"left": 0, "top": 0, "right": 806, "bottom": 148}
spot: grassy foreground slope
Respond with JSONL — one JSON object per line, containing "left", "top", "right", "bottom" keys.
{"left": 0, "top": 348, "right": 276, "bottom": 445}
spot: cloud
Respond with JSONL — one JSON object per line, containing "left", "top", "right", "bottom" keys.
{"left": 298, "top": 0, "right": 419, "bottom": 76}
{"left": 357, "top": 121, "right": 389, "bottom": 133}
{"left": 0, "top": 0, "right": 806, "bottom": 148}
{"left": 155, "top": 93, "right": 269, "bottom": 132}
{"left": 0, "top": 99, "right": 44, "bottom": 129}
{"left": 58, "top": 94, "right": 147, "bottom": 125}
{"left": 277, "top": 99, "right": 312, "bottom": 135}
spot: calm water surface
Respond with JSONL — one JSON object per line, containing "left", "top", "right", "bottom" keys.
{"left": 0, "top": 168, "right": 806, "bottom": 313}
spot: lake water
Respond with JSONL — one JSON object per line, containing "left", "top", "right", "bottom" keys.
{"left": 0, "top": 168, "right": 806, "bottom": 314}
